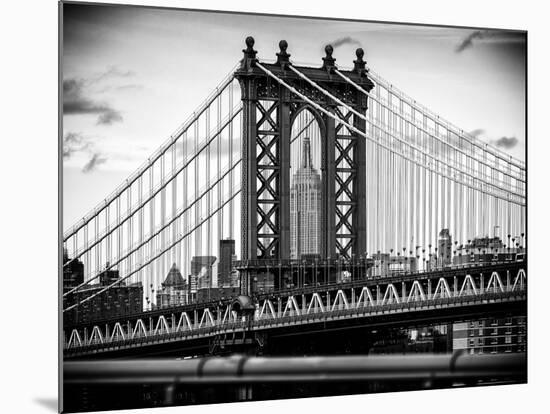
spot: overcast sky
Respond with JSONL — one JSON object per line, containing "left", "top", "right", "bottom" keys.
{"left": 62, "top": 3, "right": 526, "bottom": 227}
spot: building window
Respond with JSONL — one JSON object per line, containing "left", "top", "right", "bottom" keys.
{"left": 469, "top": 339, "right": 475, "bottom": 347}
{"left": 492, "top": 327, "right": 498, "bottom": 336}
{"left": 479, "top": 328, "right": 483, "bottom": 336}
{"left": 505, "top": 317, "right": 513, "bottom": 325}
{"left": 505, "top": 335, "right": 512, "bottom": 344}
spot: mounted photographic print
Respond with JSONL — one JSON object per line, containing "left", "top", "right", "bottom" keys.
{"left": 60, "top": 1, "right": 527, "bottom": 412}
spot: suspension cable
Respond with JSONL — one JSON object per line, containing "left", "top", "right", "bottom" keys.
{"left": 63, "top": 159, "right": 241, "bottom": 297}
{"left": 63, "top": 64, "right": 240, "bottom": 242}
{"left": 64, "top": 106, "right": 243, "bottom": 268}
{"left": 335, "top": 69, "right": 524, "bottom": 183}
{"left": 257, "top": 63, "right": 524, "bottom": 206}
{"left": 64, "top": 186, "right": 242, "bottom": 312}
{"left": 365, "top": 67, "right": 524, "bottom": 170}
{"left": 288, "top": 65, "right": 522, "bottom": 198}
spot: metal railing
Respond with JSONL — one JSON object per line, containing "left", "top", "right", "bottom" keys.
{"left": 64, "top": 351, "right": 526, "bottom": 385}
{"left": 64, "top": 288, "right": 526, "bottom": 353}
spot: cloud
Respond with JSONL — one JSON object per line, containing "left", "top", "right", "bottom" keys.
{"left": 62, "top": 66, "right": 141, "bottom": 125}
{"left": 62, "top": 131, "right": 91, "bottom": 159}
{"left": 455, "top": 30, "right": 525, "bottom": 53}
{"left": 455, "top": 31, "right": 488, "bottom": 53}
{"left": 63, "top": 131, "right": 111, "bottom": 174}
{"left": 326, "top": 36, "right": 361, "bottom": 50}
{"left": 63, "top": 78, "right": 123, "bottom": 125}
{"left": 493, "top": 136, "right": 518, "bottom": 149}
{"left": 82, "top": 153, "right": 108, "bottom": 173}
{"left": 91, "top": 66, "right": 136, "bottom": 83}
{"left": 97, "top": 109, "right": 123, "bottom": 125}
{"left": 469, "top": 128, "right": 485, "bottom": 138}
{"left": 97, "top": 83, "right": 144, "bottom": 93}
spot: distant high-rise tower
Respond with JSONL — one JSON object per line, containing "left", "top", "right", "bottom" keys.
{"left": 290, "top": 137, "right": 322, "bottom": 259}
{"left": 438, "top": 228, "right": 453, "bottom": 267}
{"left": 219, "top": 239, "right": 235, "bottom": 287}
{"left": 191, "top": 256, "right": 216, "bottom": 290}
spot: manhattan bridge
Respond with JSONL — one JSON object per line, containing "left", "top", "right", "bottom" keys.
{"left": 62, "top": 37, "right": 526, "bottom": 364}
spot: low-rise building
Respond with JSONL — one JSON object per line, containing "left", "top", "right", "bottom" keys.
{"left": 453, "top": 317, "right": 526, "bottom": 354}
{"left": 155, "top": 263, "right": 189, "bottom": 308}
{"left": 63, "top": 270, "right": 143, "bottom": 326}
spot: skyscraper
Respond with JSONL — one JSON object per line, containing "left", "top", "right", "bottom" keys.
{"left": 63, "top": 248, "right": 84, "bottom": 293}
{"left": 218, "top": 239, "right": 235, "bottom": 287}
{"left": 290, "top": 137, "right": 322, "bottom": 259}
{"left": 191, "top": 256, "right": 216, "bottom": 290}
{"left": 438, "top": 228, "right": 453, "bottom": 267}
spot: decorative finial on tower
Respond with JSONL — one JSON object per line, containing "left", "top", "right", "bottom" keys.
{"left": 241, "top": 36, "right": 257, "bottom": 71}
{"left": 322, "top": 44, "right": 336, "bottom": 72}
{"left": 276, "top": 39, "right": 291, "bottom": 67}
{"left": 354, "top": 47, "right": 367, "bottom": 75}
{"left": 245, "top": 36, "right": 255, "bottom": 53}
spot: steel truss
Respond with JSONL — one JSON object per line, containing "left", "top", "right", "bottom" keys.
{"left": 64, "top": 262, "right": 526, "bottom": 355}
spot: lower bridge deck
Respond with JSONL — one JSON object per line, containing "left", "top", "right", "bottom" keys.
{"left": 64, "top": 288, "right": 525, "bottom": 359}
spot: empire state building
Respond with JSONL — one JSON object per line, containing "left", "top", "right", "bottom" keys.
{"left": 290, "top": 137, "right": 322, "bottom": 259}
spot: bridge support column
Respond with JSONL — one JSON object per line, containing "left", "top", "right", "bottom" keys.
{"left": 324, "top": 111, "right": 336, "bottom": 258}
{"left": 480, "top": 273, "right": 485, "bottom": 294}
{"left": 353, "top": 104, "right": 367, "bottom": 256}
{"left": 279, "top": 86, "right": 291, "bottom": 260}
{"left": 240, "top": 79, "right": 258, "bottom": 264}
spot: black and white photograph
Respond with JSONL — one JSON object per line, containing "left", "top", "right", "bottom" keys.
{"left": 10, "top": 1, "right": 550, "bottom": 414}
{"left": 58, "top": 1, "right": 529, "bottom": 412}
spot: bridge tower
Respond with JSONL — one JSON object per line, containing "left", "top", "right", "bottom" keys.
{"left": 235, "top": 37, "right": 374, "bottom": 294}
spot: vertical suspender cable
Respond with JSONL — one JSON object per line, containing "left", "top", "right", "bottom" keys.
{"left": 206, "top": 106, "right": 211, "bottom": 288}
{"left": 194, "top": 120, "right": 200, "bottom": 262}
{"left": 217, "top": 91, "right": 223, "bottom": 255}
{"left": 149, "top": 165, "right": 154, "bottom": 306}
{"left": 127, "top": 183, "right": 132, "bottom": 284}
{"left": 229, "top": 83, "right": 234, "bottom": 241}
{"left": 139, "top": 174, "right": 143, "bottom": 289}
